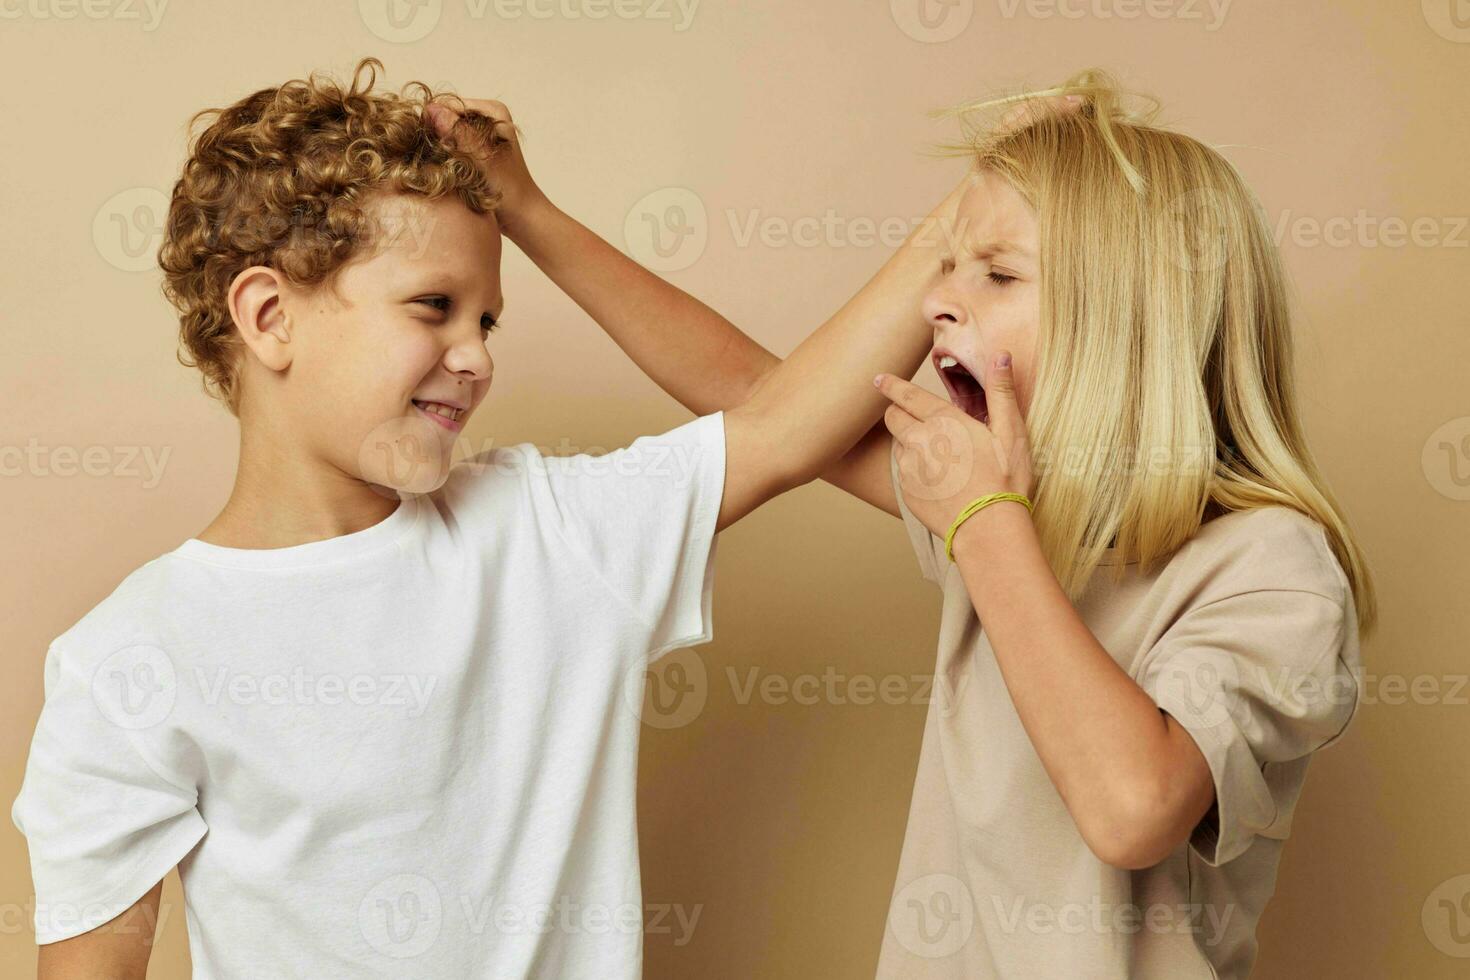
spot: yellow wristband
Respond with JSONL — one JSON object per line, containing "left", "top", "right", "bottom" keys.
{"left": 944, "top": 492, "right": 1034, "bottom": 562}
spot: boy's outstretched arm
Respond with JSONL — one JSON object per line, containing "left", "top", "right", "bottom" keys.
{"left": 426, "top": 98, "right": 929, "bottom": 517}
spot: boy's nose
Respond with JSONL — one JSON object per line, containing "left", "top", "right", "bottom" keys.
{"left": 446, "top": 342, "right": 494, "bottom": 383}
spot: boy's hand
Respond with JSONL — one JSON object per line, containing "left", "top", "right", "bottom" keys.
{"left": 922, "top": 96, "right": 1081, "bottom": 251}
{"left": 425, "top": 97, "right": 548, "bottom": 239}
{"left": 996, "top": 93, "right": 1085, "bottom": 134}
{"left": 875, "top": 352, "right": 1036, "bottom": 548}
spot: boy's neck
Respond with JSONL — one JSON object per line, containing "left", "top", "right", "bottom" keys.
{"left": 196, "top": 491, "right": 401, "bottom": 550}
{"left": 196, "top": 429, "right": 403, "bottom": 550}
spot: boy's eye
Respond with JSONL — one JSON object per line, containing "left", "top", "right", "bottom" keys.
{"left": 417, "top": 296, "right": 500, "bottom": 334}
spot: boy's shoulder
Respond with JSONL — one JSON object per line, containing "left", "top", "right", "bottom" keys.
{"left": 431, "top": 439, "right": 549, "bottom": 516}
{"left": 434, "top": 414, "right": 725, "bottom": 511}
{"left": 43, "top": 553, "right": 184, "bottom": 676}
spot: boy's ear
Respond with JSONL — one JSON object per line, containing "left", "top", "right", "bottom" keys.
{"left": 228, "top": 266, "right": 294, "bottom": 372}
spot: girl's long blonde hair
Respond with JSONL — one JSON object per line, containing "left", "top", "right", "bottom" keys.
{"left": 937, "top": 70, "right": 1377, "bottom": 634}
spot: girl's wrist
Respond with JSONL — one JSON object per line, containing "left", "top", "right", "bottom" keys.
{"left": 499, "top": 188, "right": 556, "bottom": 245}
{"left": 948, "top": 497, "right": 1034, "bottom": 564}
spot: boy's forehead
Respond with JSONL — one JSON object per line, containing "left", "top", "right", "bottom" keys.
{"left": 362, "top": 193, "right": 502, "bottom": 278}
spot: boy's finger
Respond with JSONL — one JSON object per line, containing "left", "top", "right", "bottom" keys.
{"left": 873, "top": 373, "right": 951, "bottom": 420}
{"left": 997, "top": 94, "right": 1084, "bottom": 136}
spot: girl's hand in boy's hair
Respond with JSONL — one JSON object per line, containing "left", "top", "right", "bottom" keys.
{"left": 874, "top": 352, "right": 1036, "bottom": 546}
{"left": 425, "top": 97, "right": 548, "bottom": 239}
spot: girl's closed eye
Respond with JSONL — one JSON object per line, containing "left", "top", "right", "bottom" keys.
{"left": 987, "top": 270, "right": 1017, "bottom": 286}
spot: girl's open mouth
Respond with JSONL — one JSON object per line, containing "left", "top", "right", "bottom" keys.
{"left": 934, "top": 352, "right": 990, "bottom": 424}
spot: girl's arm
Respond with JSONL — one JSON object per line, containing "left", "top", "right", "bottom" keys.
{"left": 876, "top": 369, "right": 1217, "bottom": 869}
{"left": 505, "top": 196, "right": 905, "bottom": 515}
{"left": 950, "top": 502, "right": 1216, "bottom": 869}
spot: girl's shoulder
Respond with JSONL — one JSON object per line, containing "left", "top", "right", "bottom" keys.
{"left": 1173, "top": 504, "right": 1350, "bottom": 607}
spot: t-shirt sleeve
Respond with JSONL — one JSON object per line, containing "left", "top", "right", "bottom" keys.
{"left": 1135, "top": 587, "right": 1361, "bottom": 867}
{"left": 528, "top": 411, "right": 727, "bottom": 662}
{"left": 890, "top": 437, "right": 947, "bottom": 586}
{"left": 11, "top": 641, "right": 207, "bottom": 943}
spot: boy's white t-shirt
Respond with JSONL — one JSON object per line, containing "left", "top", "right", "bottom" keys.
{"left": 11, "top": 412, "right": 726, "bottom": 978}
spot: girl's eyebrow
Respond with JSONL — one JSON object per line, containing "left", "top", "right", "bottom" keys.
{"left": 965, "top": 239, "right": 1032, "bottom": 261}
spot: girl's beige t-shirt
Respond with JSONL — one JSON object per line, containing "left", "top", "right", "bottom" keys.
{"left": 878, "top": 448, "right": 1363, "bottom": 980}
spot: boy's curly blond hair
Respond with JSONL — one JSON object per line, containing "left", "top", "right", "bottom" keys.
{"left": 158, "top": 57, "right": 502, "bottom": 416}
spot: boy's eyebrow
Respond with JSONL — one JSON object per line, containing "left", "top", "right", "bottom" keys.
{"left": 407, "top": 271, "right": 505, "bottom": 315}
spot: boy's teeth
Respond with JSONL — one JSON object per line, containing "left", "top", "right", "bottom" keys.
{"left": 937, "top": 355, "right": 958, "bottom": 369}
{"left": 416, "top": 401, "right": 458, "bottom": 419}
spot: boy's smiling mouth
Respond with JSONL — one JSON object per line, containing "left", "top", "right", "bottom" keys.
{"left": 933, "top": 349, "right": 989, "bottom": 424}
{"left": 412, "top": 398, "right": 467, "bottom": 431}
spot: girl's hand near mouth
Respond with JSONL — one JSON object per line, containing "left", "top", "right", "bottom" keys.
{"left": 875, "top": 351, "right": 1036, "bottom": 551}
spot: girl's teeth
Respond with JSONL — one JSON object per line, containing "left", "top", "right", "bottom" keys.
{"left": 937, "top": 355, "right": 958, "bottom": 369}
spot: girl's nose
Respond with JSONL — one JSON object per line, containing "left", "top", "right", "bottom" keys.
{"left": 922, "top": 283, "right": 967, "bottom": 330}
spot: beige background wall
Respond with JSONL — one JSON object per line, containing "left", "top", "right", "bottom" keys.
{"left": 2, "top": 1, "right": 1466, "bottom": 976}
